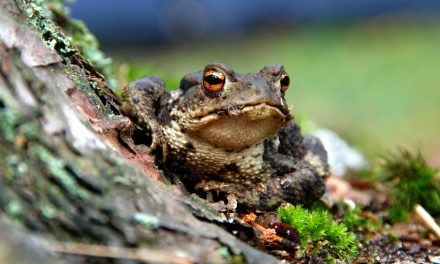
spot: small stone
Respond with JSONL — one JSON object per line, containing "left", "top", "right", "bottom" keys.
{"left": 403, "top": 243, "right": 421, "bottom": 255}
{"left": 429, "top": 256, "right": 440, "bottom": 264}
{"left": 420, "top": 239, "right": 433, "bottom": 248}
{"left": 400, "top": 233, "right": 420, "bottom": 242}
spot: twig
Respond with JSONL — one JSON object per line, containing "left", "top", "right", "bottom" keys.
{"left": 47, "top": 240, "right": 193, "bottom": 264}
{"left": 242, "top": 212, "right": 283, "bottom": 243}
{"left": 413, "top": 204, "right": 440, "bottom": 239}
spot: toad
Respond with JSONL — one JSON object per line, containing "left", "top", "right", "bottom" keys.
{"left": 122, "top": 63, "right": 329, "bottom": 210}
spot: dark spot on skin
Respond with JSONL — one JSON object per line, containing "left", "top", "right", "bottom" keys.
{"left": 255, "top": 89, "right": 261, "bottom": 95}
{"left": 300, "top": 177, "right": 313, "bottom": 194}
{"left": 133, "top": 98, "right": 140, "bottom": 104}
{"left": 206, "top": 173, "right": 223, "bottom": 182}
{"left": 225, "top": 163, "right": 239, "bottom": 172}
{"left": 185, "top": 142, "right": 195, "bottom": 150}
{"left": 222, "top": 95, "right": 228, "bottom": 100}
{"left": 278, "top": 122, "right": 307, "bottom": 158}
{"left": 180, "top": 127, "right": 187, "bottom": 133}
{"left": 228, "top": 75, "right": 237, "bottom": 82}
{"left": 219, "top": 163, "right": 239, "bottom": 174}
{"left": 280, "top": 170, "right": 322, "bottom": 205}
{"left": 259, "top": 190, "right": 271, "bottom": 207}
{"left": 158, "top": 111, "right": 172, "bottom": 125}
{"left": 165, "top": 147, "right": 189, "bottom": 172}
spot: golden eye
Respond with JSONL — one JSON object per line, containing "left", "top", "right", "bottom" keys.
{"left": 280, "top": 72, "right": 290, "bottom": 93}
{"left": 203, "top": 69, "right": 225, "bottom": 92}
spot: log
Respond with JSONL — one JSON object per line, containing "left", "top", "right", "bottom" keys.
{"left": 0, "top": 1, "right": 278, "bottom": 263}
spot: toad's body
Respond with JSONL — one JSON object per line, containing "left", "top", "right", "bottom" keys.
{"left": 123, "top": 63, "right": 329, "bottom": 209}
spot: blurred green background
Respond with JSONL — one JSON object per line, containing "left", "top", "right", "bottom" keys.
{"left": 114, "top": 20, "right": 440, "bottom": 162}
{"left": 69, "top": 1, "right": 440, "bottom": 164}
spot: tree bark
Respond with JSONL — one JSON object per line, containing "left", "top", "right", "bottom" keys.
{"left": 0, "top": 1, "right": 278, "bottom": 263}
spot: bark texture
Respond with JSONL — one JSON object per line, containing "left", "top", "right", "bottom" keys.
{"left": 0, "top": 1, "right": 278, "bottom": 263}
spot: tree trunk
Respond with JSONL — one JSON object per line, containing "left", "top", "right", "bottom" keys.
{"left": 0, "top": 1, "right": 278, "bottom": 263}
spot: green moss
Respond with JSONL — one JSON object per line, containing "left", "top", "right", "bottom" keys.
{"left": 381, "top": 150, "right": 440, "bottom": 222}
{"left": 277, "top": 204, "right": 358, "bottom": 262}
{"left": 343, "top": 206, "right": 382, "bottom": 242}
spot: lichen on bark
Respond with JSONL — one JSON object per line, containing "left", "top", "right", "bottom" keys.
{"left": 19, "top": 0, "right": 114, "bottom": 86}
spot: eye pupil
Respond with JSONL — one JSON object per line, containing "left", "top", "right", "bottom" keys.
{"left": 281, "top": 76, "right": 290, "bottom": 87}
{"left": 280, "top": 73, "right": 290, "bottom": 92}
{"left": 203, "top": 69, "right": 225, "bottom": 92}
{"left": 205, "top": 74, "right": 222, "bottom": 85}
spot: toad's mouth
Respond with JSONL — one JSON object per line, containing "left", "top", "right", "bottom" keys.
{"left": 214, "top": 101, "right": 291, "bottom": 117}
{"left": 187, "top": 103, "right": 292, "bottom": 152}
{"left": 191, "top": 100, "right": 290, "bottom": 120}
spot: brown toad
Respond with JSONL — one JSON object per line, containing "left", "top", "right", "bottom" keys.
{"left": 122, "top": 63, "right": 329, "bottom": 210}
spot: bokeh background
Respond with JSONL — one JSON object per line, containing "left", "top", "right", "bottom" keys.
{"left": 68, "top": 0, "right": 440, "bottom": 165}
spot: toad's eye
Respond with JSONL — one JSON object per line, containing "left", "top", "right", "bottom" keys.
{"left": 280, "top": 72, "right": 290, "bottom": 93}
{"left": 203, "top": 69, "right": 225, "bottom": 92}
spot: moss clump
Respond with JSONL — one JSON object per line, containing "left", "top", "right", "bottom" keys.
{"left": 382, "top": 150, "right": 440, "bottom": 222}
{"left": 277, "top": 204, "right": 358, "bottom": 262}
{"left": 343, "top": 206, "right": 382, "bottom": 241}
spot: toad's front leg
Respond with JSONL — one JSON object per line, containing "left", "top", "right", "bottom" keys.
{"left": 122, "top": 76, "right": 168, "bottom": 153}
{"left": 271, "top": 160, "right": 326, "bottom": 205}
{"left": 261, "top": 135, "right": 327, "bottom": 207}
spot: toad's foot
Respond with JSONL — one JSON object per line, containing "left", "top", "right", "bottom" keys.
{"left": 122, "top": 75, "right": 169, "bottom": 156}
{"left": 195, "top": 180, "right": 286, "bottom": 210}
{"left": 276, "top": 160, "right": 326, "bottom": 205}
{"left": 195, "top": 160, "right": 325, "bottom": 210}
